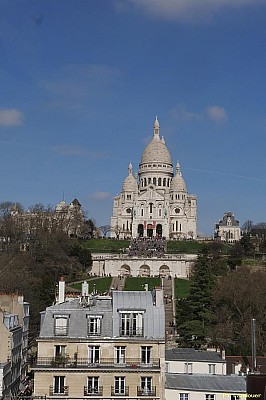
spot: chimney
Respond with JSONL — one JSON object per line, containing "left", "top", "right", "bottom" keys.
{"left": 153, "top": 287, "right": 163, "bottom": 307}
{"left": 82, "top": 281, "right": 89, "bottom": 297}
{"left": 58, "top": 276, "right": 65, "bottom": 304}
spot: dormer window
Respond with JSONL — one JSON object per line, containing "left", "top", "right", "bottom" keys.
{"left": 87, "top": 315, "right": 102, "bottom": 336}
{"left": 54, "top": 316, "right": 69, "bottom": 336}
{"left": 119, "top": 311, "right": 144, "bottom": 337}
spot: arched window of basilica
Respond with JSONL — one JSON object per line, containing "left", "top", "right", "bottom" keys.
{"left": 158, "top": 177, "right": 162, "bottom": 186}
{"left": 163, "top": 178, "right": 166, "bottom": 186}
{"left": 153, "top": 177, "right": 156, "bottom": 185}
{"left": 148, "top": 177, "right": 151, "bottom": 184}
{"left": 167, "top": 178, "right": 170, "bottom": 187}
{"left": 144, "top": 178, "right": 147, "bottom": 186}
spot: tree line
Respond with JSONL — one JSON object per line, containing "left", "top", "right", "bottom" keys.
{"left": 0, "top": 201, "right": 93, "bottom": 339}
{"left": 176, "top": 239, "right": 266, "bottom": 355}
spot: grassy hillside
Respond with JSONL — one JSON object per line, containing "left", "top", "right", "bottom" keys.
{"left": 83, "top": 239, "right": 130, "bottom": 253}
{"left": 174, "top": 278, "right": 191, "bottom": 299}
{"left": 83, "top": 238, "right": 223, "bottom": 255}
{"left": 124, "top": 277, "right": 161, "bottom": 291}
{"left": 70, "top": 277, "right": 112, "bottom": 294}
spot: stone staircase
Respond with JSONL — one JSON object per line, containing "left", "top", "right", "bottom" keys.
{"left": 109, "top": 276, "right": 125, "bottom": 293}
{"left": 162, "top": 277, "right": 176, "bottom": 345}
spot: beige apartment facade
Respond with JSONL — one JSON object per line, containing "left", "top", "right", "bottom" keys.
{"left": 33, "top": 282, "right": 165, "bottom": 400}
{"left": 0, "top": 293, "right": 30, "bottom": 399}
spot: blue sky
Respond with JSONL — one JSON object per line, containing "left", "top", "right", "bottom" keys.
{"left": 1, "top": 0, "right": 266, "bottom": 235}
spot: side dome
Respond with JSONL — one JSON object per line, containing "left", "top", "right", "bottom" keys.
{"left": 122, "top": 162, "right": 138, "bottom": 192}
{"left": 140, "top": 117, "right": 172, "bottom": 165}
{"left": 55, "top": 200, "right": 68, "bottom": 212}
{"left": 170, "top": 163, "right": 187, "bottom": 192}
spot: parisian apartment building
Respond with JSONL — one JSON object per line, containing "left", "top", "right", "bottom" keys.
{"left": 0, "top": 293, "right": 30, "bottom": 399}
{"left": 32, "top": 280, "right": 165, "bottom": 400}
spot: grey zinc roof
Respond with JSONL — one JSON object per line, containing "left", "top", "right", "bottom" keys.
{"left": 39, "top": 291, "right": 165, "bottom": 340}
{"left": 39, "top": 296, "right": 113, "bottom": 338}
{"left": 165, "top": 348, "right": 224, "bottom": 363}
{"left": 112, "top": 291, "right": 165, "bottom": 340}
{"left": 165, "top": 373, "right": 246, "bottom": 393}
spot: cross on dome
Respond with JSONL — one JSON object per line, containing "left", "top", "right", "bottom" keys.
{"left": 153, "top": 116, "right": 160, "bottom": 138}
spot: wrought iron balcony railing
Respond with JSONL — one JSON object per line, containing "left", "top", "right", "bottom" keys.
{"left": 111, "top": 386, "right": 129, "bottom": 396}
{"left": 33, "top": 357, "right": 160, "bottom": 369}
{"left": 84, "top": 386, "right": 103, "bottom": 396}
{"left": 119, "top": 327, "right": 143, "bottom": 337}
{"left": 49, "top": 386, "right": 69, "bottom": 396}
{"left": 137, "top": 386, "right": 156, "bottom": 396}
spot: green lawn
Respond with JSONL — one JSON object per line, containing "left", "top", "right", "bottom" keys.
{"left": 174, "top": 278, "right": 191, "bottom": 299}
{"left": 83, "top": 239, "right": 130, "bottom": 253}
{"left": 167, "top": 240, "right": 206, "bottom": 254}
{"left": 70, "top": 277, "right": 112, "bottom": 294}
{"left": 124, "top": 277, "right": 161, "bottom": 291}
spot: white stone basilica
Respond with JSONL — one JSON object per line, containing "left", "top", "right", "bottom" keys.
{"left": 110, "top": 117, "right": 197, "bottom": 240}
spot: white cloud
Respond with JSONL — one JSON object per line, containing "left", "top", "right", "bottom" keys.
{"left": 39, "top": 63, "right": 120, "bottom": 111}
{"left": 53, "top": 145, "right": 110, "bottom": 159}
{"left": 170, "top": 105, "right": 201, "bottom": 121}
{"left": 170, "top": 104, "right": 228, "bottom": 123}
{"left": 89, "top": 192, "right": 111, "bottom": 200}
{"left": 0, "top": 109, "right": 24, "bottom": 126}
{"left": 206, "top": 106, "right": 228, "bottom": 122}
{"left": 122, "top": 0, "right": 264, "bottom": 22}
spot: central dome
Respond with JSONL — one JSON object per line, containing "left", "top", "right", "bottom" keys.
{"left": 140, "top": 117, "right": 173, "bottom": 165}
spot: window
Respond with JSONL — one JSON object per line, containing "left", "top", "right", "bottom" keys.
{"left": 209, "top": 364, "right": 216, "bottom": 374}
{"left": 231, "top": 396, "right": 240, "bottom": 400}
{"left": 114, "top": 377, "right": 125, "bottom": 394}
{"left": 54, "top": 345, "right": 66, "bottom": 357}
{"left": 158, "top": 178, "right": 161, "bottom": 186}
{"left": 120, "top": 312, "right": 143, "bottom": 336}
{"left": 184, "top": 362, "right": 193, "bottom": 374}
{"left": 149, "top": 203, "right": 153, "bottom": 213}
{"left": 141, "top": 377, "right": 152, "bottom": 395}
{"left": 180, "top": 394, "right": 189, "bottom": 400}
{"left": 87, "top": 316, "right": 102, "bottom": 336}
{"left": 206, "top": 395, "right": 215, "bottom": 400}
{"left": 87, "top": 377, "right": 99, "bottom": 394}
{"left": 115, "top": 346, "right": 126, "bottom": 364}
{"left": 54, "top": 316, "right": 68, "bottom": 336}
{"left": 88, "top": 346, "right": 100, "bottom": 364}
{"left": 153, "top": 177, "right": 156, "bottom": 185}
{"left": 53, "top": 376, "right": 65, "bottom": 394}
{"left": 141, "top": 346, "right": 151, "bottom": 364}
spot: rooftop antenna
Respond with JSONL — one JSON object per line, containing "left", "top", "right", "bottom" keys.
{"left": 251, "top": 318, "right": 257, "bottom": 372}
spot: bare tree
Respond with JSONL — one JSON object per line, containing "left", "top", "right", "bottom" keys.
{"left": 99, "top": 225, "right": 110, "bottom": 238}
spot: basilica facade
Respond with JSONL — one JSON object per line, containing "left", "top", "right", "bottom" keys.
{"left": 110, "top": 117, "right": 197, "bottom": 240}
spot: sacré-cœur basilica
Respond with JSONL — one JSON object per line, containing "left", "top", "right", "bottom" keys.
{"left": 110, "top": 117, "right": 197, "bottom": 240}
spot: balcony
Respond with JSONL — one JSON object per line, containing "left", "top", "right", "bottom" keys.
{"left": 137, "top": 386, "right": 156, "bottom": 396}
{"left": 32, "top": 357, "right": 160, "bottom": 370}
{"left": 49, "top": 386, "right": 69, "bottom": 396}
{"left": 119, "top": 327, "right": 143, "bottom": 337}
{"left": 111, "top": 386, "right": 129, "bottom": 396}
{"left": 84, "top": 386, "right": 103, "bottom": 396}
